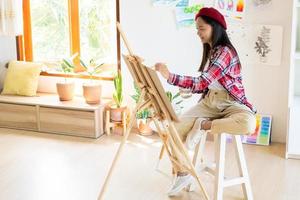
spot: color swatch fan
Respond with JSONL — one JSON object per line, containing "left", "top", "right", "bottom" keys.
{"left": 241, "top": 114, "right": 272, "bottom": 145}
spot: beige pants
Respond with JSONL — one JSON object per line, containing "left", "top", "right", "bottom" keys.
{"left": 170, "top": 89, "right": 256, "bottom": 172}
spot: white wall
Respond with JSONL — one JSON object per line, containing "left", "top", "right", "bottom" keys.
{"left": 243, "top": 1, "right": 293, "bottom": 143}
{"left": 0, "top": 36, "right": 17, "bottom": 90}
{"left": 295, "top": 61, "right": 300, "bottom": 96}
{"left": 0, "top": 0, "right": 294, "bottom": 143}
{"left": 120, "top": 0, "right": 294, "bottom": 143}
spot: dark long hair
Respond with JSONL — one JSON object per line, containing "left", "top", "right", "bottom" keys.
{"left": 198, "top": 15, "right": 237, "bottom": 72}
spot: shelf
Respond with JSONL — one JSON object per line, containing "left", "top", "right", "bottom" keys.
{"left": 0, "top": 93, "right": 111, "bottom": 111}
{"left": 0, "top": 93, "right": 111, "bottom": 138}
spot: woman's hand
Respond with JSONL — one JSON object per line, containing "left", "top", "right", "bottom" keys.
{"left": 154, "top": 63, "right": 170, "bottom": 80}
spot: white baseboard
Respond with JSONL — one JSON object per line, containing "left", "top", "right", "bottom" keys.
{"left": 286, "top": 153, "right": 300, "bottom": 159}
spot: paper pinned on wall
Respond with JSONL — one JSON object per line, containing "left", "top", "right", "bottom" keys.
{"left": 152, "top": 0, "right": 181, "bottom": 7}
{"left": 152, "top": 0, "right": 189, "bottom": 7}
{"left": 188, "top": 0, "right": 202, "bottom": 6}
{"left": 152, "top": 0, "right": 193, "bottom": 7}
{"left": 174, "top": 3, "right": 204, "bottom": 28}
{"left": 214, "top": 0, "right": 246, "bottom": 20}
{"left": 252, "top": 0, "right": 272, "bottom": 6}
{"left": 226, "top": 23, "right": 283, "bottom": 66}
{"left": 152, "top": 0, "right": 208, "bottom": 28}
{"left": 175, "top": 0, "right": 189, "bottom": 7}
{"left": 250, "top": 25, "right": 283, "bottom": 66}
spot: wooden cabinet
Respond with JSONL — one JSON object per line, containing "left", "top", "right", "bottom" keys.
{"left": 39, "top": 107, "right": 98, "bottom": 138}
{"left": 0, "top": 93, "right": 110, "bottom": 138}
{"left": 0, "top": 103, "right": 37, "bottom": 130}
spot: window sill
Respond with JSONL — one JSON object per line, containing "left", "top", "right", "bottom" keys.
{"left": 40, "top": 63, "right": 117, "bottom": 81}
{"left": 40, "top": 71, "right": 114, "bottom": 81}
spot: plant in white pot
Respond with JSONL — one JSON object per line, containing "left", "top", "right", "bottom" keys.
{"left": 131, "top": 83, "right": 153, "bottom": 136}
{"left": 56, "top": 55, "right": 76, "bottom": 101}
{"left": 110, "top": 70, "right": 127, "bottom": 122}
{"left": 80, "top": 59, "right": 104, "bottom": 104}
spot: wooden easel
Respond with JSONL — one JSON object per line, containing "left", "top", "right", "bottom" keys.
{"left": 97, "top": 22, "right": 210, "bottom": 200}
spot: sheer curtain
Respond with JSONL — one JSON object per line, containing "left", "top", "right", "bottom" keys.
{"left": 0, "top": 0, "right": 23, "bottom": 36}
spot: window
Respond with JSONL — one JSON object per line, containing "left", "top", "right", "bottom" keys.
{"left": 79, "top": 0, "right": 117, "bottom": 64}
{"left": 17, "top": 0, "right": 120, "bottom": 80}
{"left": 31, "top": 0, "right": 70, "bottom": 61}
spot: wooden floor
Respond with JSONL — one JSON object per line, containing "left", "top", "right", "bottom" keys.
{"left": 0, "top": 128, "right": 300, "bottom": 200}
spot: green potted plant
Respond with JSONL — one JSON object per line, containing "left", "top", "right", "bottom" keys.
{"left": 110, "top": 70, "right": 127, "bottom": 122}
{"left": 136, "top": 109, "right": 153, "bottom": 135}
{"left": 56, "top": 54, "right": 76, "bottom": 101}
{"left": 166, "top": 91, "right": 184, "bottom": 115}
{"left": 131, "top": 83, "right": 153, "bottom": 135}
{"left": 80, "top": 59, "right": 104, "bottom": 104}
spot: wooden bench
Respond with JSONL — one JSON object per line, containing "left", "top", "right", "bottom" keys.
{"left": 0, "top": 93, "right": 111, "bottom": 138}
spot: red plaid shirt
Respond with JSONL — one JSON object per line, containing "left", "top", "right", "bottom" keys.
{"left": 167, "top": 45, "right": 256, "bottom": 113}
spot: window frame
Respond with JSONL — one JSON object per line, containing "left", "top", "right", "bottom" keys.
{"left": 16, "top": 0, "right": 121, "bottom": 81}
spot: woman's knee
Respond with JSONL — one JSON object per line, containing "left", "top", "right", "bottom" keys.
{"left": 235, "top": 113, "right": 256, "bottom": 134}
{"left": 174, "top": 117, "right": 197, "bottom": 140}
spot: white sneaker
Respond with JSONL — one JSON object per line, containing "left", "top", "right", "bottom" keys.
{"left": 185, "top": 118, "right": 206, "bottom": 150}
{"left": 167, "top": 174, "right": 193, "bottom": 196}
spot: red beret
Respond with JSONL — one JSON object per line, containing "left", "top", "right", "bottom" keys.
{"left": 195, "top": 7, "right": 227, "bottom": 30}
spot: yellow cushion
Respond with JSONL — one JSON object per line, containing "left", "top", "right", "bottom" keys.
{"left": 1, "top": 61, "right": 42, "bottom": 96}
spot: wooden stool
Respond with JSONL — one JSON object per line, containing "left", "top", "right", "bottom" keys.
{"left": 105, "top": 109, "right": 127, "bottom": 136}
{"left": 194, "top": 132, "right": 253, "bottom": 200}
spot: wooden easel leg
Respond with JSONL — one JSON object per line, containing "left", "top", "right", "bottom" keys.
{"left": 167, "top": 121, "right": 210, "bottom": 200}
{"left": 153, "top": 118, "right": 174, "bottom": 171}
{"left": 97, "top": 90, "right": 147, "bottom": 200}
{"left": 160, "top": 121, "right": 186, "bottom": 174}
{"left": 194, "top": 131, "right": 207, "bottom": 166}
{"left": 156, "top": 145, "right": 165, "bottom": 169}
{"left": 233, "top": 135, "right": 253, "bottom": 200}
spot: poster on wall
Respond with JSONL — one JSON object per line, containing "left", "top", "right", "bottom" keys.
{"left": 152, "top": 0, "right": 209, "bottom": 28}
{"left": 152, "top": 0, "right": 189, "bottom": 7}
{"left": 252, "top": 0, "right": 272, "bottom": 6}
{"left": 175, "top": 3, "right": 204, "bottom": 28}
{"left": 152, "top": 0, "right": 203, "bottom": 7}
{"left": 176, "top": 0, "right": 189, "bottom": 7}
{"left": 152, "top": 0, "right": 180, "bottom": 6}
{"left": 250, "top": 25, "right": 283, "bottom": 66}
{"left": 226, "top": 23, "right": 283, "bottom": 66}
{"left": 214, "top": 0, "right": 246, "bottom": 20}
{"left": 241, "top": 114, "right": 272, "bottom": 146}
